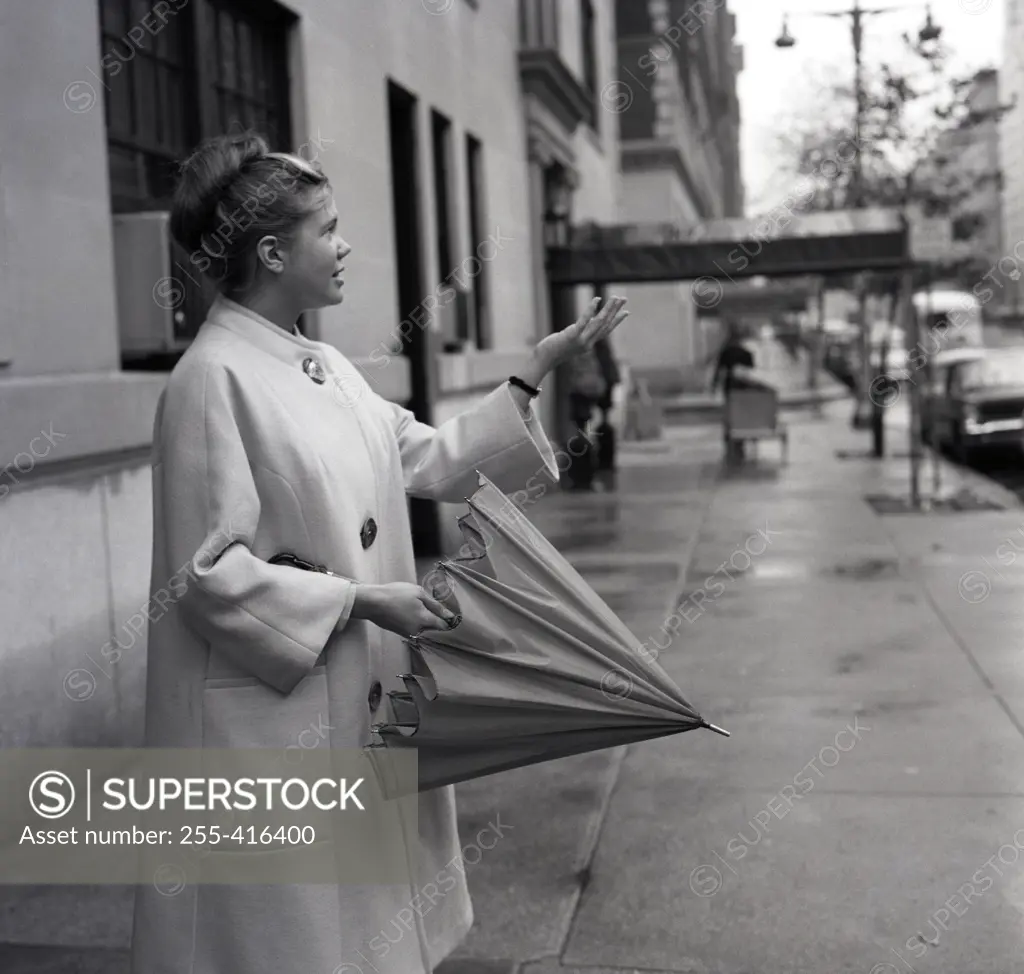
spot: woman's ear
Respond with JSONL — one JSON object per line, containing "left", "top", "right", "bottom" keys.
{"left": 256, "top": 235, "right": 285, "bottom": 275}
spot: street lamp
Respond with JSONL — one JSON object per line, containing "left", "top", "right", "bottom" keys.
{"left": 774, "top": 3, "right": 941, "bottom": 54}
{"left": 543, "top": 167, "right": 574, "bottom": 250}
{"left": 918, "top": 6, "right": 941, "bottom": 43}
{"left": 775, "top": 17, "right": 795, "bottom": 48}
{"left": 774, "top": 2, "right": 942, "bottom": 205}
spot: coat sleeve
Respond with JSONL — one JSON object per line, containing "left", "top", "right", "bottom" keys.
{"left": 374, "top": 382, "right": 560, "bottom": 503}
{"left": 154, "top": 363, "right": 357, "bottom": 695}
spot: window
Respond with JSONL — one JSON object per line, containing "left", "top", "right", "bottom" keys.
{"left": 614, "top": 0, "right": 651, "bottom": 37}
{"left": 431, "top": 112, "right": 454, "bottom": 279}
{"left": 465, "top": 133, "right": 490, "bottom": 349}
{"left": 100, "top": 0, "right": 195, "bottom": 211}
{"left": 580, "top": 0, "right": 599, "bottom": 130}
{"left": 197, "top": 0, "right": 292, "bottom": 147}
{"left": 518, "top": 0, "right": 558, "bottom": 49}
{"left": 960, "top": 351, "right": 1024, "bottom": 389}
{"left": 431, "top": 111, "right": 467, "bottom": 347}
{"left": 101, "top": 0, "right": 293, "bottom": 213}
{"left": 951, "top": 213, "right": 983, "bottom": 241}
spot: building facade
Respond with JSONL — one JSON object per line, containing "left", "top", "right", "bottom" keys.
{"left": 924, "top": 69, "right": 1003, "bottom": 294}
{"left": 0, "top": 0, "right": 621, "bottom": 769}
{"left": 1001, "top": 0, "right": 1024, "bottom": 313}
{"left": 611, "top": 0, "right": 744, "bottom": 392}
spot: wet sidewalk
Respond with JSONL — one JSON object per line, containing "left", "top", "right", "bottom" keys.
{"left": 6, "top": 404, "right": 1024, "bottom": 973}
{"left": 440, "top": 403, "right": 1024, "bottom": 974}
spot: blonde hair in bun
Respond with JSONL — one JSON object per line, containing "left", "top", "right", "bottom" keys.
{"left": 171, "top": 132, "right": 330, "bottom": 296}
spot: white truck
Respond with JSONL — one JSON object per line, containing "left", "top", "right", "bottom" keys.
{"left": 911, "top": 289, "right": 984, "bottom": 351}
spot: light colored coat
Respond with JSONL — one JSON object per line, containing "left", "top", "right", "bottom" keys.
{"left": 130, "top": 295, "right": 557, "bottom": 974}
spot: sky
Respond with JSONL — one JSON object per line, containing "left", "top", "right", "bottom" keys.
{"left": 729, "top": 0, "right": 1004, "bottom": 214}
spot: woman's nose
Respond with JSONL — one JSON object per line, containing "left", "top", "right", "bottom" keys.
{"left": 338, "top": 238, "right": 352, "bottom": 260}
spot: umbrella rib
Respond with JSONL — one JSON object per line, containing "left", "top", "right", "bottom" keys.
{"left": 443, "top": 548, "right": 684, "bottom": 698}
{"left": 422, "top": 571, "right": 693, "bottom": 715}
{"left": 464, "top": 489, "right": 642, "bottom": 641}
{"left": 417, "top": 643, "right": 696, "bottom": 724}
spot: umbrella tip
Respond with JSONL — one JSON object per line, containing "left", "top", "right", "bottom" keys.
{"left": 701, "top": 719, "right": 731, "bottom": 738}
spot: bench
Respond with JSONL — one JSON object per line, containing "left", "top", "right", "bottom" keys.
{"left": 724, "top": 387, "right": 789, "bottom": 462}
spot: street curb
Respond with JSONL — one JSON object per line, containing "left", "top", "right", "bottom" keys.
{"left": 926, "top": 446, "right": 1024, "bottom": 510}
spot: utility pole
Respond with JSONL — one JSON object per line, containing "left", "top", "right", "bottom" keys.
{"left": 903, "top": 262, "right": 922, "bottom": 508}
{"left": 926, "top": 276, "right": 941, "bottom": 499}
{"left": 850, "top": 2, "right": 874, "bottom": 435}
{"left": 812, "top": 279, "right": 826, "bottom": 417}
{"left": 851, "top": 1, "right": 864, "bottom": 210}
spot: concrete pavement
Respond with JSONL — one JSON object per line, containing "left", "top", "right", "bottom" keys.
{"left": 438, "top": 402, "right": 1024, "bottom": 974}
{"left": 6, "top": 370, "right": 1024, "bottom": 972}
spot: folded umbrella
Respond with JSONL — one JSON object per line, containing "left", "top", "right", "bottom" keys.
{"left": 366, "top": 473, "right": 727, "bottom": 797}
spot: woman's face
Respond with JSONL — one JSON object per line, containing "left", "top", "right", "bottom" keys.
{"left": 278, "top": 191, "right": 351, "bottom": 310}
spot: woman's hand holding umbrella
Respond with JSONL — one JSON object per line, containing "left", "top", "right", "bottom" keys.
{"left": 352, "top": 582, "right": 459, "bottom": 639}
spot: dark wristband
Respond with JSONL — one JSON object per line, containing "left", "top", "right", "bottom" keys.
{"left": 508, "top": 375, "right": 541, "bottom": 398}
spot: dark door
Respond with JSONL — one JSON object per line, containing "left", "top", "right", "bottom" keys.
{"left": 387, "top": 81, "right": 441, "bottom": 555}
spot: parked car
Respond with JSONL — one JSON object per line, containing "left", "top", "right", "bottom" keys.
{"left": 921, "top": 347, "right": 1024, "bottom": 463}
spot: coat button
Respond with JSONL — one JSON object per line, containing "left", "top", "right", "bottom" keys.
{"left": 360, "top": 517, "right": 378, "bottom": 549}
{"left": 302, "top": 357, "right": 326, "bottom": 384}
{"left": 367, "top": 680, "right": 382, "bottom": 711}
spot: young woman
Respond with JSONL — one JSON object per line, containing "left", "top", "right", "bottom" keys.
{"left": 129, "top": 132, "right": 629, "bottom": 974}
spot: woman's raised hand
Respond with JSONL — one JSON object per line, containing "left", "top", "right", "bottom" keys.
{"left": 533, "top": 295, "right": 629, "bottom": 372}
{"left": 351, "top": 582, "right": 458, "bottom": 639}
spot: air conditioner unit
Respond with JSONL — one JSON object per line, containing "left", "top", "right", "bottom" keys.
{"left": 112, "top": 211, "right": 218, "bottom": 359}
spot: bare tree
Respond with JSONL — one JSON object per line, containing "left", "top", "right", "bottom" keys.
{"left": 770, "top": 31, "right": 1009, "bottom": 292}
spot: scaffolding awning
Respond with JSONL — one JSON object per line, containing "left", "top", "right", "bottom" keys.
{"left": 547, "top": 208, "right": 909, "bottom": 285}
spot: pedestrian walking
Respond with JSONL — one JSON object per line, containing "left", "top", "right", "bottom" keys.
{"left": 565, "top": 342, "right": 609, "bottom": 489}
{"left": 593, "top": 336, "right": 622, "bottom": 472}
{"left": 130, "top": 131, "right": 630, "bottom": 974}
{"left": 711, "top": 323, "right": 775, "bottom": 461}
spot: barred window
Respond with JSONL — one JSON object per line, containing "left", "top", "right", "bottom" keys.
{"left": 518, "top": 0, "right": 559, "bottom": 49}
{"left": 100, "top": 0, "right": 293, "bottom": 213}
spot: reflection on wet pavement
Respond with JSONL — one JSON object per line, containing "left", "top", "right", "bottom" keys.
{"left": 717, "top": 463, "right": 782, "bottom": 483}
{"left": 515, "top": 453, "right": 720, "bottom": 643}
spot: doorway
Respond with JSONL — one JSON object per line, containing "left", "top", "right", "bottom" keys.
{"left": 387, "top": 80, "right": 441, "bottom": 555}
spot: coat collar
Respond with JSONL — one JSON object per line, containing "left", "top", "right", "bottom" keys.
{"left": 205, "top": 294, "right": 327, "bottom": 364}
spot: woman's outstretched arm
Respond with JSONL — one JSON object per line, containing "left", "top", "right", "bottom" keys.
{"left": 371, "top": 295, "right": 630, "bottom": 502}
